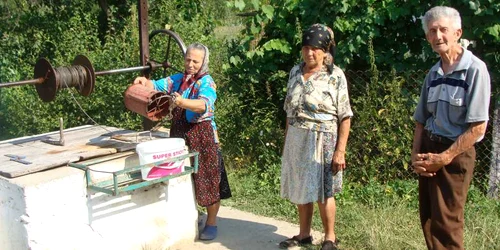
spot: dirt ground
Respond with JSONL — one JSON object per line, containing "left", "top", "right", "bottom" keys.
{"left": 169, "top": 206, "right": 323, "bottom": 250}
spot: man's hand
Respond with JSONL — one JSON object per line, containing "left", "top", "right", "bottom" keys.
{"left": 412, "top": 152, "right": 453, "bottom": 177}
{"left": 411, "top": 153, "right": 435, "bottom": 177}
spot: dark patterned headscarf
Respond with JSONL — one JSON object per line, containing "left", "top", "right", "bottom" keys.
{"left": 302, "top": 24, "right": 336, "bottom": 73}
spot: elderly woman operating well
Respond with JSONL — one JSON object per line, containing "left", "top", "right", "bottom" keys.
{"left": 133, "top": 43, "right": 231, "bottom": 241}
{"left": 280, "top": 24, "right": 353, "bottom": 250}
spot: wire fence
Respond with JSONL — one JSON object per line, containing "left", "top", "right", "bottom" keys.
{"left": 344, "top": 69, "right": 499, "bottom": 196}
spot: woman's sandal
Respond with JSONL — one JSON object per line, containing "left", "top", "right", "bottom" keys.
{"left": 320, "top": 239, "right": 340, "bottom": 250}
{"left": 199, "top": 225, "right": 217, "bottom": 240}
{"left": 278, "top": 235, "right": 313, "bottom": 249}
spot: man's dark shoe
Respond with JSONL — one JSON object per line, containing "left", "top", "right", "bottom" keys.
{"left": 279, "top": 235, "right": 313, "bottom": 249}
{"left": 320, "top": 239, "right": 339, "bottom": 250}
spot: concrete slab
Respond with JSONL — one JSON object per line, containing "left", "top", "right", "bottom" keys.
{"left": 170, "top": 206, "right": 323, "bottom": 250}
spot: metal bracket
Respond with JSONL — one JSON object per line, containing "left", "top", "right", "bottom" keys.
{"left": 5, "top": 154, "right": 32, "bottom": 165}
{"left": 68, "top": 151, "right": 199, "bottom": 196}
{"left": 41, "top": 117, "right": 65, "bottom": 146}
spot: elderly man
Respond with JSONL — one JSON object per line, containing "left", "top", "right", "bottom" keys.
{"left": 411, "top": 6, "right": 491, "bottom": 250}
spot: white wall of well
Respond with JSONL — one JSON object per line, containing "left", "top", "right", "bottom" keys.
{"left": 0, "top": 153, "right": 198, "bottom": 250}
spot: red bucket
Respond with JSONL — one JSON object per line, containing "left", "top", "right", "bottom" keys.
{"left": 123, "top": 84, "right": 170, "bottom": 121}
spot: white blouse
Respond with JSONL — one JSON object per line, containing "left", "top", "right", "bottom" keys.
{"left": 284, "top": 63, "right": 353, "bottom": 133}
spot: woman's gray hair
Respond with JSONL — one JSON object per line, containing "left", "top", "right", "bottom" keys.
{"left": 186, "top": 43, "right": 209, "bottom": 75}
{"left": 421, "top": 6, "right": 462, "bottom": 34}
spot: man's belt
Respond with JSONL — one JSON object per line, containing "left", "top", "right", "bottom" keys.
{"left": 425, "top": 130, "right": 455, "bottom": 145}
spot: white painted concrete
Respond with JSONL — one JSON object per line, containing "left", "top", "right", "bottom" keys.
{"left": 0, "top": 152, "right": 198, "bottom": 250}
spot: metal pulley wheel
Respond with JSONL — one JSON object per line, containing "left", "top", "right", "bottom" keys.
{"left": 148, "top": 29, "right": 187, "bottom": 78}
{"left": 122, "top": 30, "right": 186, "bottom": 122}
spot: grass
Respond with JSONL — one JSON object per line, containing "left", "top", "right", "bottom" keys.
{"left": 221, "top": 164, "right": 500, "bottom": 250}
{"left": 214, "top": 25, "right": 244, "bottom": 42}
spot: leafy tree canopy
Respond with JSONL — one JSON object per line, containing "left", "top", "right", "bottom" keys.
{"left": 227, "top": 0, "right": 500, "bottom": 72}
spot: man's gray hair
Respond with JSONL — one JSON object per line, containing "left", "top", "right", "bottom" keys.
{"left": 421, "top": 6, "right": 462, "bottom": 34}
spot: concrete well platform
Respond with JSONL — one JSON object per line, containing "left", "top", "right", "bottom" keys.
{"left": 0, "top": 125, "right": 198, "bottom": 250}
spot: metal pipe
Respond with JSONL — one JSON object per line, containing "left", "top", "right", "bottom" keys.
{"left": 94, "top": 65, "right": 152, "bottom": 76}
{"left": 0, "top": 77, "right": 44, "bottom": 87}
{"left": 93, "top": 61, "right": 161, "bottom": 76}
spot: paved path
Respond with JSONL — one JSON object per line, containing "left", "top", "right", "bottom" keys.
{"left": 170, "top": 206, "right": 323, "bottom": 250}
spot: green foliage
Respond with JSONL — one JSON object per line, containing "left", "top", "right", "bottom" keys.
{"left": 338, "top": 179, "right": 419, "bottom": 210}
{"left": 0, "top": 1, "right": 116, "bottom": 138}
{"left": 0, "top": 0, "right": 228, "bottom": 139}
{"left": 346, "top": 39, "right": 421, "bottom": 183}
{"left": 226, "top": 0, "right": 500, "bottom": 71}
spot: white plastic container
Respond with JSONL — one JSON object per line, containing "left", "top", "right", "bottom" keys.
{"left": 135, "top": 138, "right": 187, "bottom": 180}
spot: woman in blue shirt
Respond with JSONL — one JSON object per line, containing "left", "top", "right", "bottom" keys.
{"left": 133, "top": 43, "right": 231, "bottom": 241}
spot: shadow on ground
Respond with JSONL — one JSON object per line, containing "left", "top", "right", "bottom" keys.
{"left": 192, "top": 208, "right": 322, "bottom": 250}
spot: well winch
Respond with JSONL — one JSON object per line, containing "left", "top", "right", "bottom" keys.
{"left": 0, "top": 2, "right": 186, "bottom": 122}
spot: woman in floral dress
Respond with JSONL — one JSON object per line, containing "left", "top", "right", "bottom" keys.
{"left": 133, "top": 43, "right": 231, "bottom": 241}
{"left": 280, "top": 24, "right": 353, "bottom": 250}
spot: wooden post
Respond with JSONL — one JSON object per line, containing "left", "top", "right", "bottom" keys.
{"left": 488, "top": 96, "right": 500, "bottom": 199}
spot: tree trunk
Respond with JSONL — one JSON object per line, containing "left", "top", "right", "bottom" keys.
{"left": 488, "top": 97, "right": 500, "bottom": 199}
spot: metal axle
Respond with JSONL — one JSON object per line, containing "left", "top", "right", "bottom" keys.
{"left": 0, "top": 56, "right": 163, "bottom": 102}
{"left": 0, "top": 78, "right": 45, "bottom": 88}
